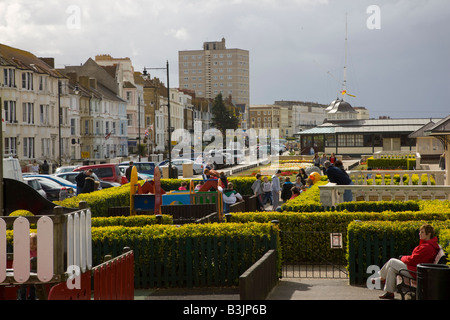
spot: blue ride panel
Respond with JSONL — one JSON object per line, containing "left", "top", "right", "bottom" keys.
{"left": 133, "top": 194, "right": 155, "bottom": 211}
{"left": 162, "top": 192, "right": 192, "bottom": 205}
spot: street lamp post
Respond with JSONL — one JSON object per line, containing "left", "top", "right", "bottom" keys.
{"left": 143, "top": 61, "right": 174, "bottom": 178}
{"left": 58, "top": 80, "right": 62, "bottom": 168}
{"left": 138, "top": 95, "right": 141, "bottom": 162}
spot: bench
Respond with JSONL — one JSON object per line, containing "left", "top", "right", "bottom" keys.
{"left": 396, "top": 245, "right": 447, "bottom": 300}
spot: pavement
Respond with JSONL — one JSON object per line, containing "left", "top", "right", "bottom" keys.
{"left": 133, "top": 277, "right": 398, "bottom": 301}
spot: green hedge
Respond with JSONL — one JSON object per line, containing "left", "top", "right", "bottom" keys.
{"left": 363, "top": 174, "right": 435, "bottom": 185}
{"left": 347, "top": 220, "right": 450, "bottom": 285}
{"left": 227, "top": 211, "right": 450, "bottom": 265}
{"left": 91, "top": 214, "right": 173, "bottom": 227}
{"left": 91, "top": 222, "right": 280, "bottom": 288}
{"left": 367, "top": 155, "right": 416, "bottom": 170}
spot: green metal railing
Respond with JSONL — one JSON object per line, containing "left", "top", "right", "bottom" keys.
{"left": 348, "top": 231, "right": 400, "bottom": 285}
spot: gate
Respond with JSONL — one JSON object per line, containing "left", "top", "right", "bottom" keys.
{"left": 280, "top": 230, "right": 348, "bottom": 279}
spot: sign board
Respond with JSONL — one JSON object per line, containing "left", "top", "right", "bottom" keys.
{"left": 81, "top": 152, "right": 90, "bottom": 159}
{"left": 330, "top": 233, "right": 343, "bottom": 249}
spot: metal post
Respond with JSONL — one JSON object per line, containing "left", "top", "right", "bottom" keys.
{"left": 58, "top": 81, "right": 62, "bottom": 167}
{"left": 138, "top": 95, "right": 141, "bottom": 162}
{"left": 0, "top": 97, "right": 3, "bottom": 216}
{"left": 167, "top": 61, "right": 173, "bottom": 178}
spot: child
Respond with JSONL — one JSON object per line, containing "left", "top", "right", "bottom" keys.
{"left": 195, "top": 180, "right": 204, "bottom": 191}
{"left": 262, "top": 176, "right": 273, "bottom": 206}
{"left": 219, "top": 172, "right": 228, "bottom": 188}
{"left": 178, "top": 181, "right": 188, "bottom": 190}
{"left": 294, "top": 176, "right": 303, "bottom": 188}
{"left": 290, "top": 186, "right": 301, "bottom": 200}
{"left": 19, "top": 233, "right": 37, "bottom": 300}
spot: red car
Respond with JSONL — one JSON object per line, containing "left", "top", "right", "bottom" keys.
{"left": 74, "top": 164, "right": 127, "bottom": 184}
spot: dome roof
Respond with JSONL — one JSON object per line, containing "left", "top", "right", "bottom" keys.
{"left": 326, "top": 98, "right": 358, "bottom": 114}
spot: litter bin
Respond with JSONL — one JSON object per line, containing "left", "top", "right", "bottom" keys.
{"left": 169, "top": 165, "right": 178, "bottom": 179}
{"left": 416, "top": 263, "right": 450, "bottom": 300}
{"left": 182, "top": 162, "right": 193, "bottom": 178}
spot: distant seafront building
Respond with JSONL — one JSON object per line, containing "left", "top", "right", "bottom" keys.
{"left": 297, "top": 98, "right": 442, "bottom": 156}
{"left": 178, "top": 38, "right": 250, "bottom": 129}
{"left": 0, "top": 43, "right": 70, "bottom": 167}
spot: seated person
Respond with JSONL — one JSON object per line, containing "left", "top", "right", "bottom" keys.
{"left": 290, "top": 186, "right": 301, "bottom": 200}
{"left": 178, "top": 181, "right": 188, "bottom": 191}
{"left": 222, "top": 182, "right": 243, "bottom": 213}
{"left": 374, "top": 224, "right": 440, "bottom": 299}
{"left": 194, "top": 181, "right": 204, "bottom": 191}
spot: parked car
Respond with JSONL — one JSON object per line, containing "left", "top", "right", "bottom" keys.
{"left": 23, "top": 177, "right": 47, "bottom": 199}
{"left": 36, "top": 179, "right": 75, "bottom": 201}
{"left": 54, "top": 165, "right": 79, "bottom": 174}
{"left": 119, "top": 161, "right": 161, "bottom": 175}
{"left": 203, "top": 150, "right": 233, "bottom": 169}
{"left": 26, "top": 174, "right": 77, "bottom": 189}
{"left": 73, "top": 164, "right": 126, "bottom": 184}
{"left": 118, "top": 166, "right": 154, "bottom": 181}
{"left": 218, "top": 149, "right": 245, "bottom": 165}
{"left": 160, "top": 158, "right": 204, "bottom": 175}
{"left": 55, "top": 172, "right": 120, "bottom": 189}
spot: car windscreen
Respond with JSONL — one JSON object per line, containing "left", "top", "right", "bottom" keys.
{"left": 93, "top": 167, "right": 114, "bottom": 179}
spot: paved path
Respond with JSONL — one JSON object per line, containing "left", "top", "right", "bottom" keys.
{"left": 135, "top": 278, "right": 398, "bottom": 301}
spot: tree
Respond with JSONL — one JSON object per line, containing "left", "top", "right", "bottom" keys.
{"left": 210, "top": 93, "right": 240, "bottom": 136}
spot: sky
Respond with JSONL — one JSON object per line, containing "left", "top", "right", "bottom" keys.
{"left": 0, "top": 0, "right": 449, "bottom": 119}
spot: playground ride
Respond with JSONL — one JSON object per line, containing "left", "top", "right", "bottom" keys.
{"left": 129, "top": 166, "right": 225, "bottom": 221}
{"left": 0, "top": 178, "right": 134, "bottom": 300}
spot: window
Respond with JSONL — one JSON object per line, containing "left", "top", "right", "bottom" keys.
{"left": 22, "top": 103, "right": 34, "bottom": 124}
{"left": 4, "top": 137, "right": 17, "bottom": 156}
{"left": 4, "top": 68, "right": 15, "bottom": 87}
{"left": 40, "top": 105, "right": 49, "bottom": 125}
{"left": 22, "top": 72, "right": 33, "bottom": 90}
{"left": 71, "top": 118, "right": 76, "bottom": 135}
{"left": 23, "top": 137, "right": 35, "bottom": 158}
{"left": 127, "top": 114, "right": 132, "bottom": 126}
{"left": 38, "top": 76, "right": 48, "bottom": 91}
{"left": 325, "top": 135, "right": 336, "bottom": 147}
{"left": 41, "top": 138, "right": 50, "bottom": 157}
{"left": 4, "top": 101, "right": 16, "bottom": 123}
{"left": 84, "top": 120, "right": 89, "bottom": 135}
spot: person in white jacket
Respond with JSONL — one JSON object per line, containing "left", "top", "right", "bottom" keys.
{"left": 221, "top": 182, "right": 243, "bottom": 213}
{"left": 271, "top": 170, "right": 281, "bottom": 211}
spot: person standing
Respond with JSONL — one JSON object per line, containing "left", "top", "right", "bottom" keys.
{"left": 41, "top": 160, "right": 50, "bottom": 174}
{"left": 75, "top": 169, "right": 93, "bottom": 195}
{"left": 262, "top": 176, "right": 273, "bottom": 206}
{"left": 271, "top": 170, "right": 281, "bottom": 210}
{"left": 125, "top": 161, "right": 135, "bottom": 182}
{"left": 251, "top": 173, "right": 264, "bottom": 211}
{"left": 31, "top": 161, "right": 40, "bottom": 174}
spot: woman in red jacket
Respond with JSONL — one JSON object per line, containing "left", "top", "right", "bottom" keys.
{"left": 376, "top": 224, "right": 440, "bottom": 299}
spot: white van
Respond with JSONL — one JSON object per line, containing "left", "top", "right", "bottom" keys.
{"left": 3, "top": 157, "right": 24, "bottom": 182}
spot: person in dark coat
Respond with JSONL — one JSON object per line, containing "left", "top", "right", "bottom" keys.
{"left": 41, "top": 160, "right": 49, "bottom": 174}
{"left": 75, "top": 169, "right": 93, "bottom": 195}
{"left": 280, "top": 177, "right": 294, "bottom": 202}
{"left": 81, "top": 176, "right": 96, "bottom": 194}
{"left": 125, "top": 161, "right": 135, "bottom": 182}
{"left": 323, "top": 161, "right": 353, "bottom": 201}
